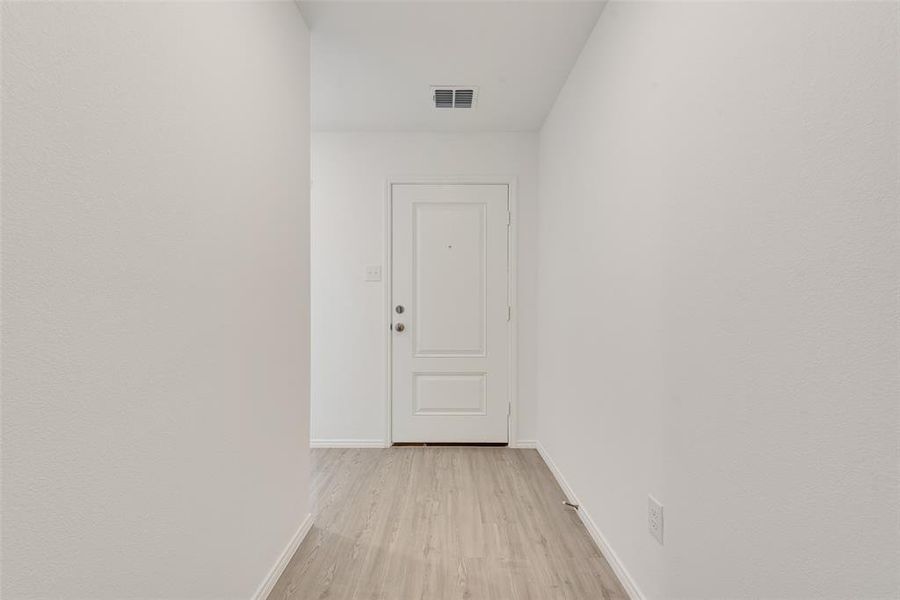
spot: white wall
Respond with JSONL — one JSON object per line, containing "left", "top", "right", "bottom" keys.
{"left": 1, "top": 3, "right": 311, "bottom": 598}
{"left": 537, "top": 2, "right": 899, "bottom": 599}
{"left": 310, "top": 132, "right": 538, "bottom": 445}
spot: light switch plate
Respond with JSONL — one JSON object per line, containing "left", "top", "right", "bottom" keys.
{"left": 365, "top": 265, "right": 382, "bottom": 282}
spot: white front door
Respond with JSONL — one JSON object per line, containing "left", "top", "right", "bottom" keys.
{"left": 391, "top": 183, "right": 510, "bottom": 444}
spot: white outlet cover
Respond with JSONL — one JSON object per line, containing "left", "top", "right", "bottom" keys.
{"left": 365, "top": 265, "right": 382, "bottom": 282}
{"left": 648, "top": 495, "right": 664, "bottom": 545}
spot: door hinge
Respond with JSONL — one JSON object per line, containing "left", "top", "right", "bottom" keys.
{"left": 507, "top": 305, "right": 512, "bottom": 321}
{"left": 506, "top": 210, "right": 511, "bottom": 226}
{"left": 508, "top": 402, "right": 511, "bottom": 417}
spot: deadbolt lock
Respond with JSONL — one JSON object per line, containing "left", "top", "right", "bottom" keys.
{"left": 395, "top": 305, "right": 405, "bottom": 314}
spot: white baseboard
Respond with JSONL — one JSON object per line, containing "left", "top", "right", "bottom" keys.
{"left": 513, "top": 439, "right": 538, "bottom": 449}
{"left": 252, "top": 512, "right": 313, "bottom": 600}
{"left": 310, "top": 439, "right": 388, "bottom": 448}
{"left": 535, "top": 442, "right": 646, "bottom": 600}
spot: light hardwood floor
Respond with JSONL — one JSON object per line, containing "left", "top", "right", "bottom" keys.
{"left": 268, "top": 447, "right": 628, "bottom": 600}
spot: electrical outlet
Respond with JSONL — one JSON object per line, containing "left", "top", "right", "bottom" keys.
{"left": 365, "top": 265, "right": 382, "bottom": 282}
{"left": 648, "top": 495, "right": 664, "bottom": 545}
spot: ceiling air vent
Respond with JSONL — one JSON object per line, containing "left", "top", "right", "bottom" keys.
{"left": 434, "top": 88, "right": 454, "bottom": 108}
{"left": 453, "top": 89, "right": 474, "bottom": 108}
{"left": 432, "top": 87, "right": 478, "bottom": 110}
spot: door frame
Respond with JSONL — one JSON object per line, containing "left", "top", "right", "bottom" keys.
{"left": 383, "top": 176, "right": 519, "bottom": 447}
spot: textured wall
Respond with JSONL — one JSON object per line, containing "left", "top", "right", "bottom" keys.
{"left": 537, "top": 2, "right": 899, "bottom": 598}
{"left": 1, "top": 3, "right": 311, "bottom": 598}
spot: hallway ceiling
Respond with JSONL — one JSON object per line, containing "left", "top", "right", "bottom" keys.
{"left": 299, "top": 1, "right": 606, "bottom": 132}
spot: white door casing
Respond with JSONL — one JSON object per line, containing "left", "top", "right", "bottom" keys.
{"left": 390, "top": 183, "right": 510, "bottom": 443}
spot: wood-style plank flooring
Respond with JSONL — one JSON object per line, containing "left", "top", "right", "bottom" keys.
{"left": 268, "top": 447, "right": 628, "bottom": 600}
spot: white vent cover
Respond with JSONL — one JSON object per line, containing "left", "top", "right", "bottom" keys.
{"left": 432, "top": 87, "right": 478, "bottom": 109}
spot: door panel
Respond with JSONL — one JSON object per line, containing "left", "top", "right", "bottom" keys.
{"left": 413, "top": 203, "right": 486, "bottom": 357}
{"left": 392, "top": 184, "right": 509, "bottom": 443}
{"left": 412, "top": 372, "right": 486, "bottom": 416}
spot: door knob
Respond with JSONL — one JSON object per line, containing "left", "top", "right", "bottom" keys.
{"left": 394, "top": 323, "right": 405, "bottom": 333}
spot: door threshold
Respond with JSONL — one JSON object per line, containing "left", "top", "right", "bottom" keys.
{"left": 392, "top": 442, "right": 508, "bottom": 447}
